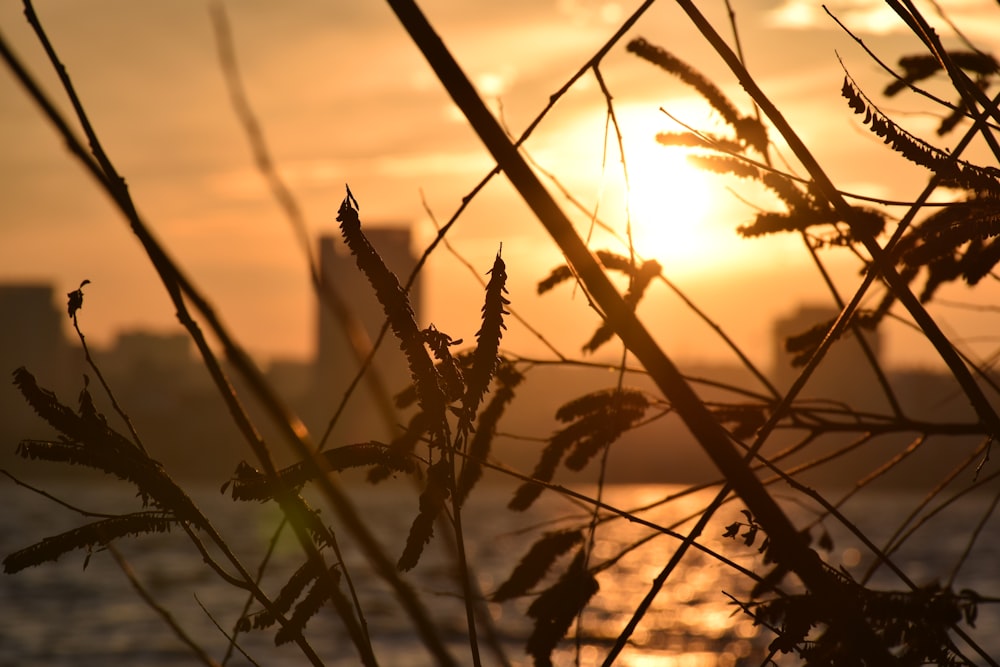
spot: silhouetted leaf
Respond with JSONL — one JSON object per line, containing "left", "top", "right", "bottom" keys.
{"left": 337, "top": 188, "right": 448, "bottom": 433}
{"left": 224, "top": 442, "right": 414, "bottom": 501}
{"left": 687, "top": 154, "right": 760, "bottom": 180}
{"left": 398, "top": 458, "right": 451, "bottom": 571}
{"left": 525, "top": 550, "right": 599, "bottom": 667}
{"left": 275, "top": 566, "right": 344, "bottom": 646}
{"left": 422, "top": 324, "right": 465, "bottom": 402}
{"left": 536, "top": 265, "right": 573, "bottom": 294}
{"left": 492, "top": 529, "right": 583, "bottom": 602}
{"left": 627, "top": 37, "right": 770, "bottom": 153}
{"left": 368, "top": 411, "right": 429, "bottom": 484}
{"left": 4, "top": 512, "right": 176, "bottom": 573}
{"left": 817, "top": 529, "right": 834, "bottom": 552}
{"left": 843, "top": 76, "right": 1000, "bottom": 195}
{"left": 461, "top": 249, "right": 509, "bottom": 427}
{"left": 885, "top": 51, "right": 998, "bottom": 97}
{"left": 238, "top": 558, "right": 324, "bottom": 632}
{"left": 66, "top": 279, "right": 90, "bottom": 319}
{"left": 456, "top": 359, "right": 522, "bottom": 506}
{"left": 583, "top": 259, "right": 660, "bottom": 354}
{"left": 709, "top": 403, "right": 767, "bottom": 439}
{"left": 511, "top": 389, "right": 649, "bottom": 509}
{"left": 656, "top": 131, "right": 736, "bottom": 152}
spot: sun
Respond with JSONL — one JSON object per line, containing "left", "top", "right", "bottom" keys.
{"left": 623, "top": 144, "right": 718, "bottom": 272}
{"left": 545, "top": 102, "right": 746, "bottom": 276}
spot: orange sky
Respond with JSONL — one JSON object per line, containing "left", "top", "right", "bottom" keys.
{"left": 2, "top": 0, "right": 1000, "bottom": 374}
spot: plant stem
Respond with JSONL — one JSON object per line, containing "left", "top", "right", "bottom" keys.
{"left": 670, "top": 0, "right": 1000, "bottom": 439}
{"left": 9, "top": 4, "right": 450, "bottom": 663}
{"left": 385, "top": 0, "right": 893, "bottom": 661}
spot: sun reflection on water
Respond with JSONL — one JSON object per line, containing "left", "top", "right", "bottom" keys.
{"left": 541, "top": 484, "right": 769, "bottom": 666}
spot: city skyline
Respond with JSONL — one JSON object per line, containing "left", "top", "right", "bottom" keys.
{"left": 4, "top": 1, "right": 1000, "bottom": 373}
{"left": 1, "top": 270, "right": 980, "bottom": 487}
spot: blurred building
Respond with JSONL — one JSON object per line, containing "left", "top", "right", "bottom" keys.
{"left": 0, "top": 284, "right": 71, "bottom": 382}
{"left": 313, "top": 227, "right": 420, "bottom": 445}
{"left": 0, "top": 284, "right": 79, "bottom": 459}
{"left": 772, "top": 304, "right": 886, "bottom": 411}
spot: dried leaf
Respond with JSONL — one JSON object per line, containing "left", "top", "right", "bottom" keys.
{"left": 4, "top": 512, "right": 176, "bottom": 573}
{"left": 66, "top": 279, "right": 90, "bottom": 319}
{"left": 397, "top": 458, "right": 452, "bottom": 571}
{"left": 337, "top": 189, "right": 448, "bottom": 431}
{"left": 492, "top": 529, "right": 584, "bottom": 602}
{"left": 525, "top": 550, "right": 599, "bottom": 667}
{"left": 461, "top": 249, "right": 509, "bottom": 426}
{"left": 456, "top": 360, "right": 522, "bottom": 505}
{"left": 223, "top": 442, "right": 414, "bottom": 501}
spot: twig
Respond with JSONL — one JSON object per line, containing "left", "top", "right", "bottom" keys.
{"left": 946, "top": 479, "right": 1000, "bottom": 588}
{"left": 209, "top": 1, "right": 399, "bottom": 450}
{"left": 418, "top": 190, "right": 567, "bottom": 361}
{"left": 385, "top": 1, "right": 895, "bottom": 662}
{"left": 70, "top": 298, "right": 149, "bottom": 454}
{"left": 195, "top": 595, "right": 263, "bottom": 667}
{"left": 1, "top": 469, "right": 119, "bottom": 518}
{"left": 105, "top": 542, "right": 222, "bottom": 667}
{"left": 672, "top": 0, "right": 1000, "bottom": 446}
{"left": 9, "top": 4, "right": 453, "bottom": 663}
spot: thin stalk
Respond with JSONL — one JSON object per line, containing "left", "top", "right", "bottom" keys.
{"left": 222, "top": 517, "right": 286, "bottom": 665}
{"left": 670, "top": 0, "right": 1000, "bottom": 440}
{"left": 71, "top": 309, "right": 149, "bottom": 454}
{"left": 9, "top": 6, "right": 450, "bottom": 663}
{"left": 385, "top": 0, "right": 894, "bottom": 662}
{"left": 106, "top": 542, "right": 222, "bottom": 667}
{"left": 799, "top": 235, "right": 904, "bottom": 417}
{"left": 195, "top": 596, "right": 263, "bottom": 667}
{"left": 210, "top": 5, "right": 377, "bottom": 651}
{"left": 209, "top": 1, "right": 399, "bottom": 450}
{"left": 448, "top": 498, "right": 482, "bottom": 667}
{"left": 946, "top": 482, "right": 1000, "bottom": 588}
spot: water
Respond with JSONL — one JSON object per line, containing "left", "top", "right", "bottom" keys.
{"left": 1, "top": 478, "right": 998, "bottom": 666}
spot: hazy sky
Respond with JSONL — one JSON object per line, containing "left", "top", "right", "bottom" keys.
{"left": 2, "top": 0, "right": 1000, "bottom": 375}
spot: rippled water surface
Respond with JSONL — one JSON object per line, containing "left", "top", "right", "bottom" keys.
{"left": 2, "top": 480, "right": 998, "bottom": 666}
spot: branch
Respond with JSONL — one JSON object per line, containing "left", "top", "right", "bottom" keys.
{"left": 385, "top": 0, "right": 894, "bottom": 662}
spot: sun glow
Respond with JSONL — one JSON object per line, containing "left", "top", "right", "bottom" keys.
{"left": 624, "top": 144, "right": 717, "bottom": 271}
{"left": 596, "top": 102, "right": 744, "bottom": 275}
{"left": 544, "top": 103, "right": 753, "bottom": 276}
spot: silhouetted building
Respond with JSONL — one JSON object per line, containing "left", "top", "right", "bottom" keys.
{"left": 0, "top": 284, "right": 82, "bottom": 472}
{"left": 266, "top": 358, "right": 314, "bottom": 406}
{"left": 772, "top": 304, "right": 886, "bottom": 411}
{"left": 99, "top": 330, "right": 207, "bottom": 408}
{"left": 314, "top": 227, "right": 420, "bottom": 444}
{"left": 110, "top": 330, "right": 191, "bottom": 370}
{"left": 0, "top": 284, "right": 71, "bottom": 381}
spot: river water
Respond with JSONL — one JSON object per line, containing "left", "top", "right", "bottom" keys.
{"left": 2, "top": 478, "right": 998, "bottom": 666}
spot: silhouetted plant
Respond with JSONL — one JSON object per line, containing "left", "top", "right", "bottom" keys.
{"left": 4, "top": 1, "right": 1000, "bottom": 665}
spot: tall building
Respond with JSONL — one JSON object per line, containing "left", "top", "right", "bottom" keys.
{"left": 772, "top": 304, "right": 885, "bottom": 410}
{"left": 0, "top": 284, "right": 79, "bottom": 470}
{"left": 314, "top": 227, "right": 421, "bottom": 444}
{"left": 0, "top": 284, "right": 70, "bottom": 382}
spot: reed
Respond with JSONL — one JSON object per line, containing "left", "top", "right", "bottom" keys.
{"left": 3, "top": 1, "right": 1000, "bottom": 665}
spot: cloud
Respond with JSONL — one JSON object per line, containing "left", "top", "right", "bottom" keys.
{"left": 206, "top": 159, "right": 346, "bottom": 200}
{"left": 765, "top": 1, "right": 903, "bottom": 34}
{"left": 376, "top": 151, "right": 494, "bottom": 177}
{"left": 766, "top": 0, "right": 1000, "bottom": 37}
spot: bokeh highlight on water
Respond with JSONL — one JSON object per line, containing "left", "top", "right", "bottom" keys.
{"left": 2, "top": 480, "right": 997, "bottom": 666}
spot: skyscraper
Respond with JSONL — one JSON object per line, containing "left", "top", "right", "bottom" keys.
{"left": 314, "top": 227, "right": 421, "bottom": 444}
{"left": 0, "top": 284, "right": 78, "bottom": 467}
{"left": 772, "top": 304, "right": 884, "bottom": 410}
{"left": 0, "top": 284, "right": 67, "bottom": 372}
